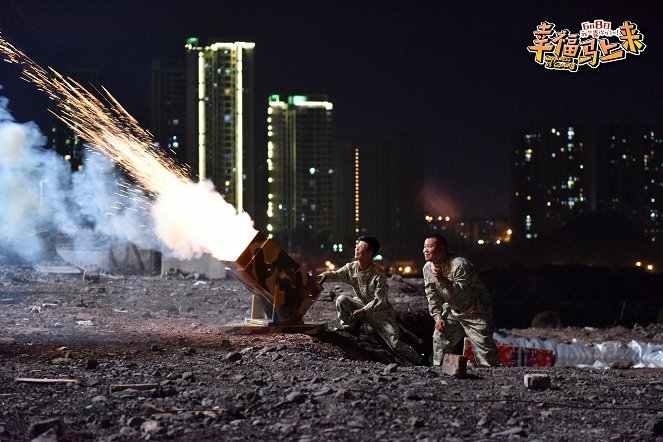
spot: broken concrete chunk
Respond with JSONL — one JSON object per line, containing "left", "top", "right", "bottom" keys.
{"left": 223, "top": 352, "right": 242, "bottom": 362}
{"left": 441, "top": 354, "right": 467, "bottom": 377}
{"left": 382, "top": 363, "right": 399, "bottom": 374}
{"left": 524, "top": 373, "right": 551, "bottom": 389}
{"left": 27, "top": 417, "right": 62, "bottom": 438}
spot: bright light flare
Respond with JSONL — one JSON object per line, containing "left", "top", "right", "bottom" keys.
{"left": 0, "top": 34, "right": 256, "bottom": 261}
{"left": 152, "top": 180, "right": 256, "bottom": 261}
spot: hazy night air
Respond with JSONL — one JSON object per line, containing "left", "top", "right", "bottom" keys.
{"left": 1, "top": 1, "right": 661, "bottom": 219}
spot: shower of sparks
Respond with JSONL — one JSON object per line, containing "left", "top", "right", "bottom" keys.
{"left": 0, "top": 34, "right": 258, "bottom": 261}
{"left": 0, "top": 34, "right": 188, "bottom": 195}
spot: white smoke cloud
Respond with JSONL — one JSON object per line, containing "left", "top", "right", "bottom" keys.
{"left": 0, "top": 88, "right": 157, "bottom": 263}
{"left": 151, "top": 179, "right": 257, "bottom": 262}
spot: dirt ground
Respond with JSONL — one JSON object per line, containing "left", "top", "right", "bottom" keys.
{"left": 1, "top": 264, "right": 663, "bottom": 441}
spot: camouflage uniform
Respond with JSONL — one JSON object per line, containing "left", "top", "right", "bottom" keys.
{"left": 423, "top": 257, "right": 499, "bottom": 367}
{"left": 321, "top": 261, "right": 421, "bottom": 364}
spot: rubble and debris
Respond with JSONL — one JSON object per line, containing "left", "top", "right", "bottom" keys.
{"left": 0, "top": 264, "right": 662, "bottom": 440}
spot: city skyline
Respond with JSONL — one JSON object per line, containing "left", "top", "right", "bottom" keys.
{"left": 1, "top": 1, "right": 662, "bottom": 218}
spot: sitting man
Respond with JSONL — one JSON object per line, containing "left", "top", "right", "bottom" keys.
{"left": 319, "top": 236, "right": 422, "bottom": 365}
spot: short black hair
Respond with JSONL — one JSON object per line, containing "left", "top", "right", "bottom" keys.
{"left": 425, "top": 233, "right": 448, "bottom": 250}
{"left": 357, "top": 235, "right": 380, "bottom": 257}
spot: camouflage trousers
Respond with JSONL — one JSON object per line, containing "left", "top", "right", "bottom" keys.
{"left": 336, "top": 294, "right": 421, "bottom": 364}
{"left": 433, "top": 312, "right": 500, "bottom": 367}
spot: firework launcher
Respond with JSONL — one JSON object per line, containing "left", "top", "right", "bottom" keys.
{"left": 218, "top": 232, "right": 325, "bottom": 335}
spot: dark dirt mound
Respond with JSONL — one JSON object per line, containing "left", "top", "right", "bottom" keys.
{"left": 1, "top": 265, "right": 663, "bottom": 441}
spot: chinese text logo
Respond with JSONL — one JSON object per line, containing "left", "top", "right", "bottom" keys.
{"left": 527, "top": 20, "right": 646, "bottom": 72}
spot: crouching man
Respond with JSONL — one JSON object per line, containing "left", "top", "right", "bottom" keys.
{"left": 423, "top": 234, "right": 500, "bottom": 367}
{"left": 319, "top": 236, "right": 422, "bottom": 365}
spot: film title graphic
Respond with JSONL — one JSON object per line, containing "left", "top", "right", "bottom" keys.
{"left": 527, "top": 20, "right": 646, "bottom": 72}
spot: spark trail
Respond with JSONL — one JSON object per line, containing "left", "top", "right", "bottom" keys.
{"left": 0, "top": 34, "right": 257, "bottom": 261}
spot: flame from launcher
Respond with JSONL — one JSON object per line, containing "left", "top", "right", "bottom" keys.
{"left": 0, "top": 34, "right": 257, "bottom": 261}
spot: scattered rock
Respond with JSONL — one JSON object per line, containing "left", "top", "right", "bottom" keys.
{"left": 286, "top": 391, "right": 306, "bottom": 403}
{"left": 440, "top": 354, "right": 467, "bottom": 378}
{"left": 493, "top": 426, "right": 527, "bottom": 437}
{"left": 645, "top": 418, "right": 663, "bottom": 436}
{"left": 383, "top": 363, "right": 399, "bottom": 374}
{"left": 140, "top": 420, "right": 161, "bottom": 434}
{"left": 127, "top": 416, "right": 145, "bottom": 428}
{"left": 524, "top": 373, "right": 552, "bottom": 390}
{"left": 83, "top": 358, "right": 98, "bottom": 370}
{"left": 404, "top": 389, "right": 421, "bottom": 400}
{"left": 1, "top": 265, "right": 662, "bottom": 441}
{"left": 223, "top": 352, "right": 242, "bottom": 362}
{"left": 27, "top": 417, "right": 62, "bottom": 438}
{"left": 29, "top": 428, "right": 58, "bottom": 442}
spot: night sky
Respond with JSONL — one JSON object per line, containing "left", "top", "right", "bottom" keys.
{"left": 1, "top": 0, "right": 662, "bottom": 218}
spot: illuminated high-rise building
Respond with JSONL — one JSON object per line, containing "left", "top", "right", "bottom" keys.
{"left": 185, "top": 38, "right": 255, "bottom": 215}
{"left": 596, "top": 125, "right": 662, "bottom": 243}
{"left": 266, "top": 95, "right": 335, "bottom": 250}
{"left": 150, "top": 59, "right": 186, "bottom": 165}
{"left": 511, "top": 126, "right": 589, "bottom": 241}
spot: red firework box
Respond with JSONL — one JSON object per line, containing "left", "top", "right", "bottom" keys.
{"left": 522, "top": 347, "right": 555, "bottom": 367}
{"left": 463, "top": 338, "right": 555, "bottom": 367}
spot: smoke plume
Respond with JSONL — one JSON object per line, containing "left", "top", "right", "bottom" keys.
{"left": 0, "top": 87, "right": 156, "bottom": 263}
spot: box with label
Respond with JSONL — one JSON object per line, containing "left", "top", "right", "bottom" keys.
{"left": 463, "top": 338, "right": 554, "bottom": 367}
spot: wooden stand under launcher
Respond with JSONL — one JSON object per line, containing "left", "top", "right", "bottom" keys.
{"left": 218, "top": 232, "right": 325, "bottom": 335}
